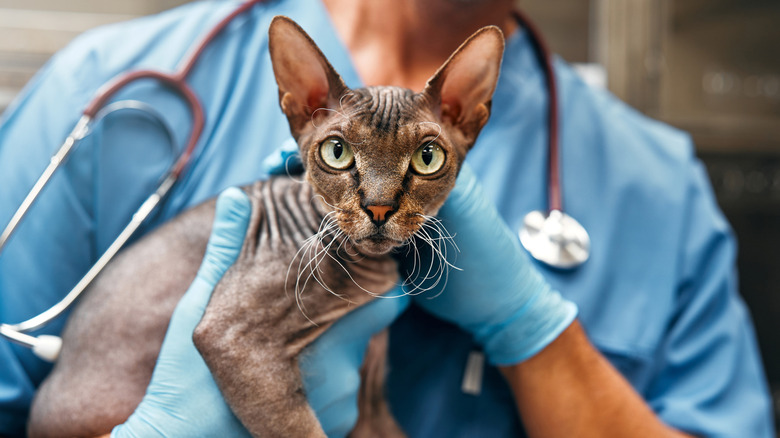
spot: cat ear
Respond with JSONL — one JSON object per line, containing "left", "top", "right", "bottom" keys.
{"left": 422, "top": 26, "right": 504, "bottom": 148}
{"left": 269, "top": 16, "right": 350, "bottom": 135}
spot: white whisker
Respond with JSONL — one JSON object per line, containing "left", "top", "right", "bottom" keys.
{"left": 311, "top": 194, "right": 342, "bottom": 212}
{"left": 417, "top": 121, "right": 443, "bottom": 147}
{"left": 310, "top": 107, "right": 349, "bottom": 128}
{"left": 286, "top": 212, "right": 346, "bottom": 325}
{"left": 401, "top": 214, "right": 461, "bottom": 297}
{"left": 284, "top": 154, "right": 306, "bottom": 183}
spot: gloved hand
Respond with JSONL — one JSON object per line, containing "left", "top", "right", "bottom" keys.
{"left": 407, "top": 165, "right": 578, "bottom": 366}
{"left": 301, "top": 293, "right": 409, "bottom": 437}
{"left": 113, "top": 187, "right": 408, "bottom": 437}
{"left": 112, "top": 188, "right": 253, "bottom": 437}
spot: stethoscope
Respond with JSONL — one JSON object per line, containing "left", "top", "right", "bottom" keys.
{"left": 0, "top": 1, "right": 590, "bottom": 362}
{"left": 512, "top": 10, "right": 591, "bottom": 270}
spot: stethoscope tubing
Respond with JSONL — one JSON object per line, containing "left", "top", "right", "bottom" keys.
{"left": 512, "top": 9, "right": 562, "bottom": 213}
{"left": 0, "top": 115, "right": 91, "bottom": 252}
{"left": 0, "top": 0, "right": 267, "bottom": 356}
{"left": 83, "top": 69, "right": 205, "bottom": 179}
{"left": 0, "top": 0, "right": 265, "bottom": 253}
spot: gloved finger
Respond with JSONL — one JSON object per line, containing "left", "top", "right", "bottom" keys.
{"left": 161, "top": 188, "right": 252, "bottom": 344}
{"left": 311, "top": 290, "right": 410, "bottom": 353}
{"left": 156, "top": 278, "right": 218, "bottom": 370}
{"left": 301, "top": 289, "right": 409, "bottom": 387}
{"left": 300, "top": 335, "right": 360, "bottom": 434}
{"left": 305, "top": 360, "right": 361, "bottom": 437}
{"left": 315, "top": 392, "right": 360, "bottom": 438}
{"left": 196, "top": 187, "right": 252, "bottom": 286}
{"left": 439, "top": 163, "right": 522, "bottom": 262}
{"left": 116, "top": 278, "right": 250, "bottom": 437}
{"left": 301, "top": 289, "right": 409, "bottom": 425}
{"left": 261, "top": 137, "right": 304, "bottom": 176}
{"left": 399, "top": 164, "right": 491, "bottom": 285}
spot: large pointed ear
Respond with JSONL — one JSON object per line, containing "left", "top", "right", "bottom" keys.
{"left": 269, "top": 16, "right": 350, "bottom": 136}
{"left": 422, "top": 26, "right": 504, "bottom": 148}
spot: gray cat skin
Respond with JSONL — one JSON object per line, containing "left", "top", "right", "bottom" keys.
{"left": 28, "top": 16, "right": 504, "bottom": 438}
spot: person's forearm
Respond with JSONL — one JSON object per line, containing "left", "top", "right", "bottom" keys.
{"left": 500, "top": 321, "right": 694, "bottom": 438}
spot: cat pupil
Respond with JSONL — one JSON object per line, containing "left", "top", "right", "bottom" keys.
{"left": 333, "top": 142, "right": 343, "bottom": 159}
{"left": 422, "top": 145, "right": 433, "bottom": 165}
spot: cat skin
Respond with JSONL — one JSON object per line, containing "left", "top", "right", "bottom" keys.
{"left": 27, "top": 16, "right": 504, "bottom": 437}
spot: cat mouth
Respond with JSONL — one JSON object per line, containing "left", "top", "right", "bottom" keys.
{"left": 353, "top": 233, "right": 404, "bottom": 255}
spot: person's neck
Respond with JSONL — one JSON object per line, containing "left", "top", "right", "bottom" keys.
{"left": 321, "top": 0, "right": 516, "bottom": 91}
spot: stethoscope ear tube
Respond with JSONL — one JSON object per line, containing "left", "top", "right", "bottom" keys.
{"left": 0, "top": 173, "right": 177, "bottom": 362}
{"left": 0, "top": 115, "right": 92, "bottom": 254}
{"left": 0, "top": 324, "right": 62, "bottom": 362}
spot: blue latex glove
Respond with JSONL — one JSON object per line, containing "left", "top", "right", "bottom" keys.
{"left": 113, "top": 187, "right": 408, "bottom": 437}
{"left": 408, "top": 165, "right": 578, "bottom": 366}
{"left": 112, "top": 188, "right": 253, "bottom": 437}
{"left": 261, "top": 137, "right": 304, "bottom": 176}
{"left": 301, "top": 293, "right": 409, "bottom": 437}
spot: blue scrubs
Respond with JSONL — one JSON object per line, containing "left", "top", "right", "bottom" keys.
{"left": 0, "top": 1, "right": 773, "bottom": 436}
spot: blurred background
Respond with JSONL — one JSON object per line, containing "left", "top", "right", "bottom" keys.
{"left": 1, "top": 0, "right": 778, "bottom": 431}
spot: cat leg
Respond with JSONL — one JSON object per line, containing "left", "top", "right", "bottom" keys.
{"left": 194, "top": 179, "right": 400, "bottom": 437}
{"left": 194, "top": 308, "right": 327, "bottom": 438}
{"left": 349, "top": 330, "right": 406, "bottom": 438}
{"left": 192, "top": 191, "right": 327, "bottom": 437}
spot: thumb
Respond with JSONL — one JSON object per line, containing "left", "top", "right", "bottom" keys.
{"left": 196, "top": 187, "right": 252, "bottom": 286}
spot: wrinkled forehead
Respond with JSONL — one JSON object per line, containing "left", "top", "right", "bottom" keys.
{"left": 332, "top": 87, "right": 442, "bottom": 146}
{"left": 347, "top": 87, "right": 420, "bottom": 131}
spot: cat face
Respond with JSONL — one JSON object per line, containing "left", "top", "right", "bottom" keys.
{"left": 269, "top": 17, "right": 504, "bottom": 255}
{"left": 297, "top": 87, "right": 460, "bottom": 255}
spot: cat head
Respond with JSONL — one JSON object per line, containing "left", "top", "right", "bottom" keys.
{"left": 269, "top": 16, "right": 504, "bottom": 255}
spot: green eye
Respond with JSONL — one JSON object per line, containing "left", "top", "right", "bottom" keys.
{"left": 320, "top": 137, "right": 354, "bottom": 170}
{"left": 411, "top": 143, "right": 445, "bottom": 175}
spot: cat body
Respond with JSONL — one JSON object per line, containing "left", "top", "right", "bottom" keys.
{"left": 27, "top": 16, "right": 504, "bottom": 437}
{"left": 29, "top": 177, "right": 398, "bottom": 437}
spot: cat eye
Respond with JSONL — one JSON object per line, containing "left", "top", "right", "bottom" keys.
{"left": 410, "top": 143, "right": 445, "bottom": 175}
{"left": 319, "top": 137, "right": 355, "bottom": 170}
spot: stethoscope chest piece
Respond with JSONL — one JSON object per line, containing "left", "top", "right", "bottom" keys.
{"left": 520, "top": 209, "right": 590, "bottom": 269}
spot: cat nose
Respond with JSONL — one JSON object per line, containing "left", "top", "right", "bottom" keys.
{"left": 365, "top": 204, "right": 395, "bottom": 226}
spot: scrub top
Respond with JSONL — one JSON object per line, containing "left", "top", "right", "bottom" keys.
{"left": 0, "top": 0, "right": 773, "bottom": 436}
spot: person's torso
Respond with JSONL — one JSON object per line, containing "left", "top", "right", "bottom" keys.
{"left": 55, "top": 1, "right": 695, "bottom": 435}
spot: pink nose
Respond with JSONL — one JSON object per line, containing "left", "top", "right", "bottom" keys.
{"left": 366, "top": 205, "right": 394, "bottom": 223}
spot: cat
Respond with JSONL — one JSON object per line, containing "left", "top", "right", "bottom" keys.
{"left": 27, "top": 16, "right": 504, "bottom": 438}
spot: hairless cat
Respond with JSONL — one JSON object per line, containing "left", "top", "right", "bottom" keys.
{"left": 28, "top": 16, "right": 504, "bottom": 437}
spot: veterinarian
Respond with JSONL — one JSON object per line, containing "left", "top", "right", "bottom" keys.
{"left": 0, "top": 0, "right": 774, "bottom": 436}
